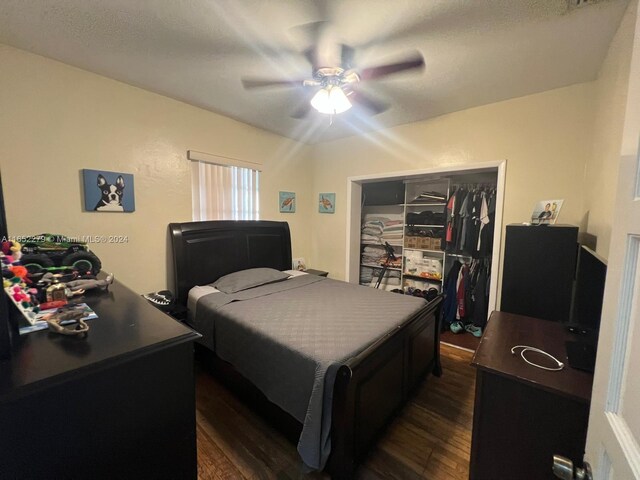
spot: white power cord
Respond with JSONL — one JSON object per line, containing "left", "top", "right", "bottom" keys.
{"left": 510, "top": 345, "right": 564, "bottom": 371}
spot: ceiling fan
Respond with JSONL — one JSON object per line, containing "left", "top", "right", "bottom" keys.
{"left": 241, "top": 22, "right": 425, "bottom": 118}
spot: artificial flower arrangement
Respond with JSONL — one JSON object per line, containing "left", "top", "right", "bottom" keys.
{"left": 2, "top": 240, "right": 110, "bottom": 335}
{"left": 1, "top": 241, "right": 43, "bottom": 323}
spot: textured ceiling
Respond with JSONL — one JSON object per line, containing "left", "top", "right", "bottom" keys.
{"left": 0, "top": 0, "right": 629, "bottom": 143}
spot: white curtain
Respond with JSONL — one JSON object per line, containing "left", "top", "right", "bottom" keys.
{"left": 191, "top": 161, "right": 259, "bottom": 221}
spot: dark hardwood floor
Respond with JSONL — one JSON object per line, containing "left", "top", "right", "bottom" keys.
{"left": 440, "top": 331, "right": 481, "bottom": 351}
{"left": 195, "top": 344, "right": 475, "bottom": 479}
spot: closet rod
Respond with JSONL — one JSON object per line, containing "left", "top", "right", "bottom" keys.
{"left": 450, "top": 183, "right": 497, "bottom": 188}
{"left": 446, "top": 253, "right": 473, "bottom": 258}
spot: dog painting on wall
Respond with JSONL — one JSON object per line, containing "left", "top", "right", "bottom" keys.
{"left": 95, "top": 174, "right": 125, "bottom": 211}
{"left": 82, "top": 169, "right": 135, "bottom": 212}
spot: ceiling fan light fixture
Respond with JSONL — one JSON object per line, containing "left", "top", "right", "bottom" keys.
{"left": 310, "top": 85, "right": 352, "bottom": 115}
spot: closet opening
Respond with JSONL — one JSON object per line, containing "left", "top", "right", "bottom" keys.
{"left": 346, "top": 161, "right": 506, "bottom": 352}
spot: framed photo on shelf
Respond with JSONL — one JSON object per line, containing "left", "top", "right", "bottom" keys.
{"left": 292, "top": 258, "right": 306, "bottom": 271}
{"left": 531, "top": 199, "right": 563, "bottom": 225}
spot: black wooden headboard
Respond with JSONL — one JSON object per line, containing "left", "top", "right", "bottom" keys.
{"left": 169, "top": 220, "right": 292, "bottom": 306}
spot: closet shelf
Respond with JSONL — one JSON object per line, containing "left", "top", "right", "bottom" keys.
{"left": 446, "top": 252, "right": 474, "bottom": 258}
{"left": 362, "top": 204, "right": 404, "bottom": 208}
{"left": 361, "top": 263, "right": 401, "bottom": 271}
{"left": 404, "top": 247, "right": 444, "bottom": 255}
{"left": 361, "top": 241, "right": 403, "bottom": 247}
{"left": 403, "top": 203, "right": 446, "bottom": 207}
{"left": 403, "top": 273, "right": 443, "bottom": 282}
{"left": 405, "top": 224, "right": 444, "bottom": 228}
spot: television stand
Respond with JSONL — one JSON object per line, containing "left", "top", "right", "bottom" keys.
{"left": 470, "top": 311, "right": 593, "bottom": 480}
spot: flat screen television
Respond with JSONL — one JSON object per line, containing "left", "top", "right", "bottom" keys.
{"left": 565, "top": 245, "right": 607, "bottom": 372}
{"left": 571, "top": 245, "right": 607, "bottom": 335}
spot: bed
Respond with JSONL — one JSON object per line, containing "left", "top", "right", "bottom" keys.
{"left": 169, "top": 220, "right": 442, "bottom": 479}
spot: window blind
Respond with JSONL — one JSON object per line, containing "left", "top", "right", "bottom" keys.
{"left": 191, "top": 161, "right": 259, "bottom": 221}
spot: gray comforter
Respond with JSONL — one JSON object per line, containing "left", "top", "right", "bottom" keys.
{"left": 193, "top": 275, "right": 427, "bottom": 470}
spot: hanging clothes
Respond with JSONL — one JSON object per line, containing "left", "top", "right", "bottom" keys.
{"left": 445, "top": 191, "right": 455, "bottom": 245}
{"left": 444, "top": 184, "right": 495, "bottom": 259}
{"left": 456, "top": 264, "right": 467, "bottom": 320}
{"left": 479, "top": 190, "right": 496, "bottom": 258}
{"left": 458, "top": 190, "right": 471, "bottom": 252}
{"left": 465, "top": 260, "right": 478, "bottom": 320}
{"left": 441, "top": 260, "right": 462, "bottom": 327}
{"left": 476, "top": 192, "right": 490, "bottom": 252}
{"left": 453, "top": 187, "right": 467, "bottom": 250}
{"left": 442, "top": 183, "right": 495, "bottom": 335}
{"left": 471, "top": 263, "right": 490, "bottom": 328}
{"left": 442, "top": 258, "right": 492, "bottom": 329}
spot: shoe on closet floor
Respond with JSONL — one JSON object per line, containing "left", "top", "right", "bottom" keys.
{"left": 450, "top": 321, "right": 464, "bottom": 334}
{"left": 465, "top": 324, "right": 483, "bottom": 338}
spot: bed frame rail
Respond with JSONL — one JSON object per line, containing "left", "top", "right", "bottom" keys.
{"left": 328, "top": 295, "right": 443, "bottom": 479}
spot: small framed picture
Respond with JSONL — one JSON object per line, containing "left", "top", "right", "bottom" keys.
{"left": 319, "top": 193, "right": 335, "bottom": 213}
{"left": 292, "top": 258, "right": 306, "bottom": 271}
{"left": 531, "top": 199, "right": 564, "bottom": 225}
{"left": 279, "top": 191, "right": 295, "bottom": 213}
{"left": 82, "top": 169, "right": 135, "bottom": 212}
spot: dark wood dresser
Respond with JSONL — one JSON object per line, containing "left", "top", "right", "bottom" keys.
{"left": 470, "top": 311, "right": 593, "bottom": 480}
{"left": 0, "top": 280, "right": 200, "bottom": 479}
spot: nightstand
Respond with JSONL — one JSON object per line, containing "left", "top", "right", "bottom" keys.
{"left": 304, "top": 269, "right": 329, "bottom": 277}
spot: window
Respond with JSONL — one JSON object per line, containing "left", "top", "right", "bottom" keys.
{"left": 191, "top": 161, "right": 259, "bottom": 221}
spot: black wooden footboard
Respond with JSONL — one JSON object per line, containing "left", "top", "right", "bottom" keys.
{"left": 328, "top": 295, "right": 443, "bottom": 479}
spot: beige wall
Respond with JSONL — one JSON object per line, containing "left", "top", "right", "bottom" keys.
{"left": 2, "top": 6, "right": 635, "bottom": 296}
{"left": 311, "top": 83, "right": 596, "bottom": 285}
{"left": 0, "top": 44, "right": 313, "bottom": 293}
{"left": 584, "top": 0, "right": 636, "bottom": 258}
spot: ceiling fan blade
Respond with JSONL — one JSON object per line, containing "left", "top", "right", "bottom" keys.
{"left": 303, "top": 46, "right": 318, "bottom": 72}
{"left": 294, "top": 21, "right": 330, "bottom": 71}
{"left": 350, "top": 91, "right": 389, "bottom": 115}
{"left": 341, "top": 44, "right": 355, "bottom": 70}
{"left": 291, "top": 100, "right": 312, "bottom": 119}
{"left": 241, "top": 78, "right": 305, "bottom": 89}
{"left": 295, "top": 20, "right": 346, "bottom": 71}
{"left": 359, "top": 52, "right": 425, "bottom": 81}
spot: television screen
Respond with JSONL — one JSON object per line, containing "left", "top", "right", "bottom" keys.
{"left": 571, "top": 245, "right": 607, "bottom": 333}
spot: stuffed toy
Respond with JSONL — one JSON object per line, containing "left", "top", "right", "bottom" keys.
{"left": 37, "top": 272, "right": 114, "bottom": 297}
{"left": 41, "top": 307, "right": 90, "bottom": 336}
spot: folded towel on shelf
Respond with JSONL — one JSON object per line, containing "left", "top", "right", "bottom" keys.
{"left": 360, "top": 267, "right": 374, "bottom": 284}
{"left": 384, "top": 220, "right": 403, "bottom": 227}
{"left": 361, "top": 244, "right": 403, "bottom": 268}
{"left": 362, "top": 227, "right": 383, "bottom": 236}
{"left": 362, "top": 246, "right": 383, "bottom": 255}
{"left": 361, "top": 234, "right": 381, "bottom": 243}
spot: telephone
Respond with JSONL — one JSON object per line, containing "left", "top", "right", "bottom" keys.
{"left": 143, "top": 290, "right": 175, "bottom": 311}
